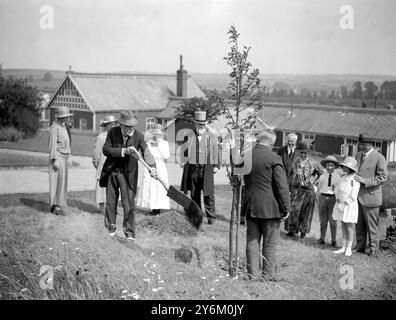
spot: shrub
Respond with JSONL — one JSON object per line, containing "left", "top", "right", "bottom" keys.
{"left": 0, "top": 126, "right": 23, "bottom": 142}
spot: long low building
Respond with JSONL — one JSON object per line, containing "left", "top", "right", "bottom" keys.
{"left": 258, "top": 103, "right": 396, "bottom": 162}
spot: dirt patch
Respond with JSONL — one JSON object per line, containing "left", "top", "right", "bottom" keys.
{"left": 138, "top": 210, "right": 199, "bottom": 237}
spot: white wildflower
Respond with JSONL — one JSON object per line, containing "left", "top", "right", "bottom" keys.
{"left": 176, "top": 272, "right": 183, "bottom": 275}
{"left": 20, "top": 288, "right": 28, "bottom": 293}
{"left": 200, "top": 276, "right": 206, "bottom": 280}
{"left": 121, "top": 289, "right": 128, "bottom": 294}
{"left": 143, "top": 278, "right": 150, "bottom": 283}
{"left": 98, "top": 290, "right": 103, "bottom": 294}
{"left": 158, "top": 280, "right": 164, "bottom": 284}
{"left": 152, "top": 288, "right": 160, "bottom": 293}
{"left": 131, "top": 292, "right": 140, "bottom": 300}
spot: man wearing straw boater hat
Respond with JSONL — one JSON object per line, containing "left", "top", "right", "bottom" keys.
{"left": 99, "top": 110, "right": 157, "bottom": 241}
{"left": 180, "top": 110, "right": 220, "bottom": 225}
{"left": 92, "top": 115, "right": 118, "bottom": 213}
{"left": 353, "top": 133, "right": 387, "bottom": 256}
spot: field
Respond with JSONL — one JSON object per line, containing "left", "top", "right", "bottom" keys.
{"left": 0, "top": 186, "right": 395, "bottom": 300}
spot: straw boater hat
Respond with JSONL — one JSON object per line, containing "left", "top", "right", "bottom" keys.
{"left": 119, "top": 110, "right": 138, "bottom": 126}
{"left": 55, "top": 106, "right": 73, "bottom": 118}
{"left": 148, "top": 124, "right": 164, "bottom": 137}
{"left": 100, "top": 115, "right": 117, "bottom": 127}
{"left": 193, "top": 110, "right": 208, "bottom": 125}
{"left": 320, "top": 155, "right": 339, "bottom": 167}
{"left": 339, "top": 156, "right": 358, "bottom": 173}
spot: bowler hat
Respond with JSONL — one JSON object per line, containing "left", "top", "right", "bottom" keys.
{"left": 55, "top": 106, "right": 73, "bottom": 118}
{"left": 193, "top": 111, "right": 208, "bottom": 124}
{"left": 358, "top": 133, "right": 373, "bottom": 144}
{"left": 339, "top": 156, "right": 358, "bottom": 173}
{"left": 320, "top": 155, "right": 339, "bottom": 167}
{"left": 296, "top": 141, "right": 308, "bottom": 152}
{"left": 119, "top": 110, "right": 138, "bottom": 126}
{"left": 100, "top": 115, "right": 117, "bottom": 127}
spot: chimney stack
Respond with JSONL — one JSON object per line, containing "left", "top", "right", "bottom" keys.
{"left": 176, "top": 54, "right": 187, "bottom": 98}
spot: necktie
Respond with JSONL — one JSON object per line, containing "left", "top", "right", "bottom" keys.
{"left": 328, "top": 173, "right": 332, "bottom": 187}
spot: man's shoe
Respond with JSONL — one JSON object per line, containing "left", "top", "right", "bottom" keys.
{"left": 109, "top": 232, "right": 116, "bottom": 237}
{"left": 317, "top": 239, "right": 325, "bottom": 245}
{"left": 368, "top": 250, "right": 379, "bottom": 257}
{"left": 331, "top": 241, "right": 337, "bottom": 248}
{"left": 300, "top": 233, "right": 306, "bottom": 239}
{"left": 126, "top": 236, "right": 135, "bottom": 242}
{"left": 286, "top": 232, "right": 294, "bottom": 237}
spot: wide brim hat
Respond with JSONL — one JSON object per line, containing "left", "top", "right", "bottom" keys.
{"left": 193, "top": 110, "right": 208, "bottom": 124}
{"left": 320, "top": 155, "right": 339, "bottom": 167}
{"left": 55, "top": 106, "right": 73, "bottom": 118}
{"left": 119, "top": 110, "right": 139, "bottom": 126}
{"left": 100, "top": 115, "right": 118, "bottom": 127}
{"left": 339, "top": 156, "right": 358, "bottom": 173}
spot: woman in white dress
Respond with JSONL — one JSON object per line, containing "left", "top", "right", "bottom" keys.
{"left": 136, "top": 124, "right": 170, "bottom": 215}
{"left": 332, "top": 156, "right": 361, "bottom": 256}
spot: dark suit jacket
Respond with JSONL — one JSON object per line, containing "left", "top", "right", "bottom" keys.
{"left": 99, "top": 127, "right": 155, "bottom": 192}
{"left": 180, "top": 133, "right": 220, "bottom": 196}
{"left": 277, "top": 145, "right": 300, "bottom": 186}
{"left": 242, "top": 144, "right": 290, "bottom": 219}
{"left": 356, "top": 149, "right": 387, "bottom": 207}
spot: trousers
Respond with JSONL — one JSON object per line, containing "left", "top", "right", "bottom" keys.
{"left": 246, "top": 218, "right": 281, "bottom": 278}
{"left": 190, "top": 166, "right": 216, "bottom": 221}
{"left": 104, "top": 170, "right": 135, "bottom": 238}
{"left": 355, "top": 202, "right": 380, "bottom": 252}
{"left": 318, "top": 195, "right": 337, "bottom": 242}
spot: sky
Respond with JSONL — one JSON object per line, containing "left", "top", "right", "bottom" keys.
{"left": 0, "top": 0, "right": 395, "bottom": 75}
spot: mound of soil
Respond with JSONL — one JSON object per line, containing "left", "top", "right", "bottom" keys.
{"left": 138, "top": 210, "right": 199, "bottom": 237}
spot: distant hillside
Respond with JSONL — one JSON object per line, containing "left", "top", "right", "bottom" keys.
{"left": 3, "top": 68, "right": 396, "bottom": 94}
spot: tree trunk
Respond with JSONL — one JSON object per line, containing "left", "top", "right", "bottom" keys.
{"left": 229, "top": 187, "right": 236, "bottom": 276}
{"left": 235, "top": 178, "right": 242, "bottom": 277}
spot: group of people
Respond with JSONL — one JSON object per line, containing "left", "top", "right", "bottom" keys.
{"left": 48, "top": 106, "right": 388, "bottom": 281}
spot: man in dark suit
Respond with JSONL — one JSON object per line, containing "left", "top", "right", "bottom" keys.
{"left": 180, "top": 111, "right": 220, "bottom": 225}
{"left": 100, "top": 110, "right": 156, "bottom": 241}
{"left": 242, "top": 128, "right": 290, "bottom": 281}
{"left": 354, "top": 133, "right": 387, "bottom": 256}
{"left": 277, "top": 132, "right": 300, "bottom": 189}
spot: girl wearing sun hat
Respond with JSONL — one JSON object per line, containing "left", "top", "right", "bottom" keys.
{"left": 332, "top": 156, "right": 361, "bottom": 256}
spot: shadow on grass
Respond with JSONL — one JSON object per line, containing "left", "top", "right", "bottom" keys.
{"left": 68, "top": 199, "right": 101, "bottom": 214}
{"left": 20, "top": 198, "right": 49, "bottom": 213}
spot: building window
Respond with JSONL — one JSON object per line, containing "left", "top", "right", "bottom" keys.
{"left": 146, "top": 117, "right": 156, "bottom": 130}
{"left": 346, "top": 138, "right": 358, "bottom": 145}
{"left": 373, "top": 141, "right": 382, "bottom": 151}
{"left": 303, "top": 133, "right": 315, "bottom": 141}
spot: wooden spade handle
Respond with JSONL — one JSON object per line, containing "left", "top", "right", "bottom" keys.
{"left": 128, "top": 146, "right": 170, "bottom": 191}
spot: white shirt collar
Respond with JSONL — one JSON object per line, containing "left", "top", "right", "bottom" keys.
{"left": 364, "top": 147, "right": 374, "bottom": 157}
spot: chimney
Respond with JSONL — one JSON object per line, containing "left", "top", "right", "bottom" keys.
{"left": 176, "top": 54, "right": 187, "bottom": 98}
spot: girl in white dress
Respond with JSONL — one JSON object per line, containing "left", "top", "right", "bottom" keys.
{"left": 332, "top": 156, "right": 360, "bottom": 256}
{"left": 136, "top": 124, "right": 170, "bottom": 214}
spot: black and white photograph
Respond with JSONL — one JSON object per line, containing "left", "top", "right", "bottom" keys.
{"left": 0, "top": 0, "right": 395, "bottom": 304}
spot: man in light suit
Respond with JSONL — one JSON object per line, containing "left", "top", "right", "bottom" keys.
{"left": 354, "top": 133, "right": 388, "bottom": 256}
{"left": 242, "top": 128, "right": 290, "bottom": 281}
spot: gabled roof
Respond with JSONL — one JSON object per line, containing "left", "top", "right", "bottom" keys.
{"left": 49, "top": 72, "right": 205, "bottom": 112}
{"left": 260, "top": 103, "right": 396, "bottom": 141}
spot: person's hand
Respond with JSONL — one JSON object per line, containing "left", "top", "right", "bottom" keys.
{"left": 52, "top": 159, "right": 59, "bottom": 171}
{"left": 337, "top": 203, "right": 346, "bottom": 211}
{"left": 213, "top": 167, "right": 219, "bottom": 174}
{"left": 354, "top": 175, "right": 364, "bottom": 183}
{"left": 68, "top": 156, "right": 73, "bottom": 168}
{"left": 126, "top": 147, "right": 140, "bottom": 159}
{"left": 149, "top": 168, "right": 158, "bottom": 179}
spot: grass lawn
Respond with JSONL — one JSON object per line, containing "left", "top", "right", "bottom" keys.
{"left": 0, "top": 129, "right": 96, "bottom": 157}
{"left": 0, "top": 186, "right": 394, "bottom": 300}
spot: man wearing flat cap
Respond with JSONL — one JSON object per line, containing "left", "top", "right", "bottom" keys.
{"left": 353, "top": 133, "right": 387, "bottom": 256}
{"left": 92, "top": 115, "right": 118, "bottom": 213}
{"left": 100, "top": 110, "right": 157, "bottom": 241}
